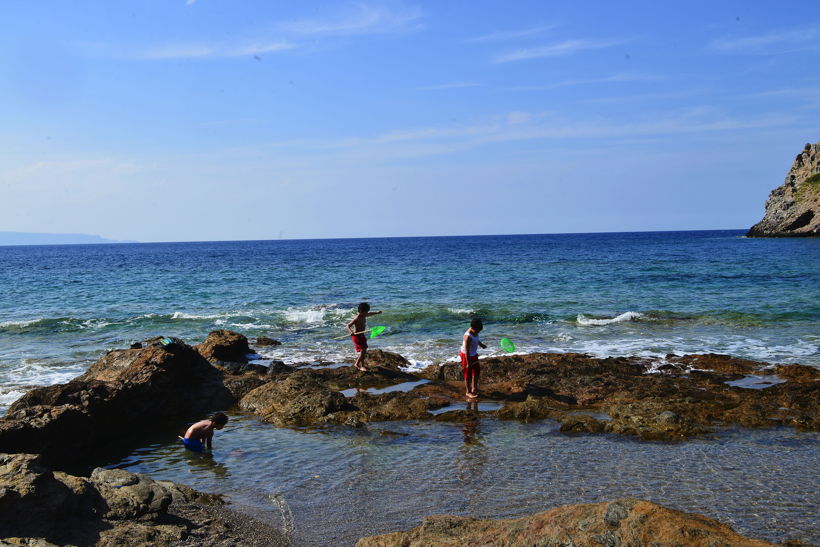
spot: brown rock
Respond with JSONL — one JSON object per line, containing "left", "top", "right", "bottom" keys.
{"left": 0, "top": 453, "right": 289, "bottom": 546}
{"left": 195, "top": 330, "right": 252, "bottom": 363}
{"left": 232, "top": 350, "right": 818, "bottom": 440}
{"left": 0, "top": 340, "right": 234, "bottom": 468}
{"left": 669, "top": 353, "right": 764, "bottom": 375}
{"left": 356, "top": 498, "right": 774, "bottom": 546}
{"left": 774, "top": 363, "right": 820, "bottom": 382}
{"left": 254, "top": 336, "right": 282, "bottom": 346}
{"left": 240, "top": 371, "right": 351, "bottom": 427}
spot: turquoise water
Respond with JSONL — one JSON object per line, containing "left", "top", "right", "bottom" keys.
{"left": 109, "top": 412, "right": 820, "bottom": 546}
{"left": 1, "top": 230, "right": 818, "bottom": 412}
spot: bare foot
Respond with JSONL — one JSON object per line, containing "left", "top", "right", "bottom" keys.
{"left": 357, "top": 366, "right": 368, "bottom": 372}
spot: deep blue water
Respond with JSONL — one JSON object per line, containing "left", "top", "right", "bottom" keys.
{"left": 1, "top": 230, "right": 819, "bottom": 411}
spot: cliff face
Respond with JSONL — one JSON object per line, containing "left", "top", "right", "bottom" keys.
{"left": 747, "top": 142, "right": 820, "bottom": 237}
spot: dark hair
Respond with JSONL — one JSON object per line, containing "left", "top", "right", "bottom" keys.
{"left": 210, "top": 412, "right": 228, "bottom": 426}
{"left": 470, "top": 318, "right": 483, "bottom": 331}
{"left": 358, "top": 302, "right": 370, "bottom": 313}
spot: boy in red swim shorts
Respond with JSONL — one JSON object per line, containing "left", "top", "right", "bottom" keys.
{"left": 346, "top": 302, "right": 382, "bottom": 371}
{"left": 460, "top": 318, "right": 486, "bottom": 398}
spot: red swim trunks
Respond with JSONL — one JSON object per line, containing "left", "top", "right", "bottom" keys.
{"left": 459, "top": 352, "right": 480, "bottom": 381}
{"left": 352, "top": 334, "right": 368, "bottom": 352}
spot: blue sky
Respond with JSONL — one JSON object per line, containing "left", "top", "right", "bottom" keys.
{"left": 1, "top": 1, "right": 819, "bottom": 242}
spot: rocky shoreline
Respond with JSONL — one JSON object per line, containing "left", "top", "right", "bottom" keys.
{"left": 2, "top": 329, "right": 816, "bottom": 545}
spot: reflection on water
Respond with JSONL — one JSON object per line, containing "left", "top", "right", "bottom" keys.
{"left": 105, "top": 412, "right": 820, "bottom": 547}
{"left": 429, "top": 400, "right": 505, "bottom": 415}
{"left": 725, "top": 375, "right": 787, "bottom": 389}
{"left": 340, "top": 379, "right": 430, "bottom": 397}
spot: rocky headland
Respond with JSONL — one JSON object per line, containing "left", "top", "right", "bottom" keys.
{"left": 747, "top": 141, "right": 820, "bottom": 237}
{"left": 2, "top": 329, "right": 816, "bottom": 545}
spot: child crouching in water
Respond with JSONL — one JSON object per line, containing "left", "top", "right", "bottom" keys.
{"left": 460, "top": 318, "right": 486, "bottom": 398}
{"left": 181, "top": 412, "right": 228, "bottom": 452}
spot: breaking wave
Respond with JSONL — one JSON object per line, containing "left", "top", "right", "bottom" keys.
{"left": 576, "top": 311, "right": 645, "bottom": 326}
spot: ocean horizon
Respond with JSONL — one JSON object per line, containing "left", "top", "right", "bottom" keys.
{"left": 0, "top": 227, "right": 753, "bottom": 246}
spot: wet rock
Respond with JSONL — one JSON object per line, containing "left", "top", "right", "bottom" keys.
{"left": 90, "top": 468, "right": 172, "bottom": 519}
{"left": 195, "top": 330, "right": 252, "bottom": 364}
{"left": 774, "top": 363, "right": 820, "bottom": 382}
{"left": 0, "top": 453, "right": 289, "bottom": 547}
{"left": 559, "top": 414, "right": 607, "bottom": 433}
{"left": 364, "top": 349, "right": 412, "bottom": 370}
{"left": 356, "top": 497, "right": 774, "bottom": 546}
{"left": 254, "top": 336, "right": 282, "bottom": 346}
{"left": 0, "top": 340, "right": 234, "bottom": 468}
{"left": 267, "top": 360, "right": 295, "bottom": 376}
{"left": 240, "top": 372, "right": 351, "bottom": 427}
{"left": 657, "top": 410, "right": 682, "bottom": 424}
{"left": 217, "top": 361, "right": 268, "bottom": 375}
{"left": 669, "top": 353, "right": 764, "bottom": 375}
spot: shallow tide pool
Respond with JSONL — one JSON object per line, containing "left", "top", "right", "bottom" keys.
{"left": 108, "top": 411, "right": 819, "bottom": 546}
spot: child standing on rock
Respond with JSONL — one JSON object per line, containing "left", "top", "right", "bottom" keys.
{"left": 460, "top": 318, "right": 486, "bottom": 398}
{"left": 181, "top": 412, "right": 228, "bottom": 452}
{"left": 347, "top": 302, "right": 382, "bottom": 371}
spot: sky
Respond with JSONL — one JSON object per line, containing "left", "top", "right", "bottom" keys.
{"left": 1, "top": 1, "right": 819, "bottom": 242}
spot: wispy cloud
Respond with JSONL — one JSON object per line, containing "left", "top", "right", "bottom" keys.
{"left": 504, "top": 73, "right": 660, "bottom": 92}
{"left": 277, "top": 1, "right": 423, "bottom": 37}
{"left": 90, "top": 2, "right": 421, "bottom": 60}
{"left": 493, "top": 39, "right": 621, "bottom": 63}
{"left": 244, "top": 107, "right": 796, "bottom": 164}
{"left": 136, "top": 40, "right": 294, "bottom": 60}
{"left": 417, "top": 82, "right": 480, "bottom": 91}
{"left": 465, "top": 25, "right": 555, "bottom": 43}
{"left": 746, "top": 84, "right": 820, "bottom": 98}
{"left": 709, "top": 26, "right": 820, "bottom": 54}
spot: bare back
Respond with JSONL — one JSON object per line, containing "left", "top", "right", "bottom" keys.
{"left": 185, "top": 419, "right": 215, "bottom": 441}
{"left": 349, "top": 312, "right": 367, "bottom": 333}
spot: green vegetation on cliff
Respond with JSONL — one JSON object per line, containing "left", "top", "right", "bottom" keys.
{"left": 795, "top": 172, "right": 820, "bottom": 202}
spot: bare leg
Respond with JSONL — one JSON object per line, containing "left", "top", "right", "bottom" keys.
{"left": 355, "top": 348, "right": 368, "bottom": 371}
{"left": 471, "top": 362, "right": 480, "bottom": 397}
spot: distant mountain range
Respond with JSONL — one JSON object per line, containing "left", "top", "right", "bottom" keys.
{"left": 0, "top": 232, "right": 136, "bottom": 246}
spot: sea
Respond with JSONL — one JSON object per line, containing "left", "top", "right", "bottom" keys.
{"left": 1, "top": 230, "right": 818, "bottom": 545}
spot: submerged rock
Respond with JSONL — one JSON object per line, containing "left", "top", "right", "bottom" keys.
{"left": 0, "top": 453, "right": 289, "bottom": 546}
{"left": 747, "top": 141, "right": 820, "bottom": 237}
{"left": 356, "top": 498, "right": 774, "bottom": 546}
{"left": 254, "top": 336, "right": 282, "bottom": 346}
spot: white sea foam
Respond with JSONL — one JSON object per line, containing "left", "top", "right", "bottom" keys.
{"left": 447, "top": 308, "right": 475, "bottom": 315}
{"left": 0, "top": 318, "right": 44, "bottom": 328}
{"left": 229, "top": 322, "right": 278, "bottom": 330}
{"left": 4, "top": 361, "right": 87, "bottom": 385}
{"left": 0, "top": 389, "right": 26, "bottom": 407}
{"left": 576, "top": 312, "right": 645, "bottom": 326}
{"left": 281, "top": 305, "right": 347, "bottom": 325}
{"left": 171, "top": 311, "right": 225, "bottom": 320}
